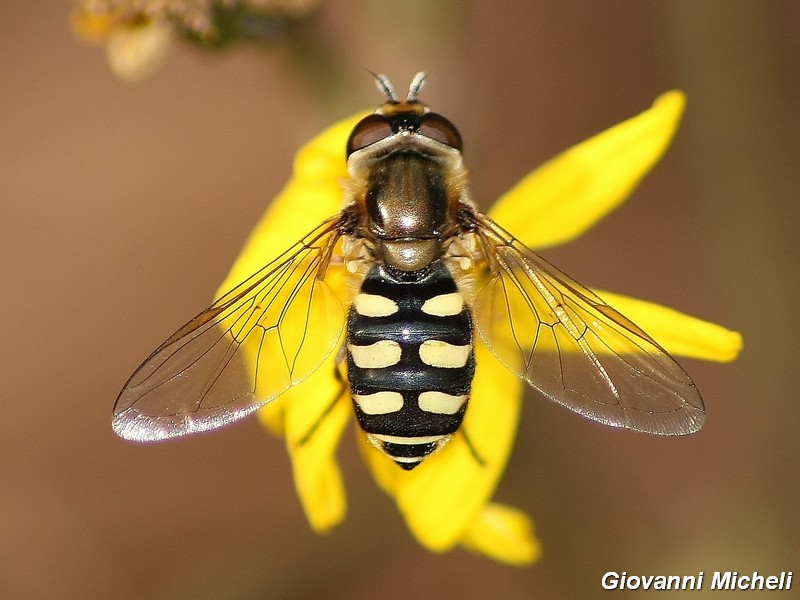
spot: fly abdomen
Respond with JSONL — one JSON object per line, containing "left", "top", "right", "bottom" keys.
{"left": 346, "top": 262, "right": 475, "bottom": 469}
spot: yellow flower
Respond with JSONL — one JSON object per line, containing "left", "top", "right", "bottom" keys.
{"left": 216, "top": 92, "right": 743, "bottom": 566}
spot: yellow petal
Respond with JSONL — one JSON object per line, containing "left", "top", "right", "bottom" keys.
{"left": 489, "top": 91, "right": 686, "bottom": 250}
{"left": 258, "top": 389, "right": 287, "bottom": 437}
{"left": 356, "top": 431, "right": 400, "bottom": 496}
{"left": 212, "top": 114, "right": 364, "bottom": 420}
{"left": 460, "top": 503, "right": 542, "bottom": 566}
{"left": 216, "top": 113, "right": 366, "bottom": 294}
{"left": 216, "top": 117, "right": 366, "bottom": 532}
{"left": 257, "top": 357, "right": 351, "bottom": 533}
{"left": 596, "top": 290, "right": 743, "bottom": 362}
{"left": 214, "top": 114, "right": 362, "bottom": 423}
{"left": 360, "top": 342, "right": 523, "bottom": 552}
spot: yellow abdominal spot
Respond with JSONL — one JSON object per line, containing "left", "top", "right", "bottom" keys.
{"left": 353, "top": 391, "right": 404, "bottom": 415}
{"left": 418, "top": 391, "right": 468, "bottom": 415}
{"left": 348, "top": 340, "right": 402, "bottom": 368}
{"left": 354, "top": 293, "right": 399, "bottom": 317}
{"left": 418, "top": 340, "right": 471, "bottom": 368}
{"left": 421, "top": 292, "right": 464, "bottom": 316}
{"left": 369, "top": 433, "right": 449, "bottom": 445}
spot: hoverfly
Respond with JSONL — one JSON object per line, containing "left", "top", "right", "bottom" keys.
{"left": 113, "top": 73, "right": 704, "bottom": 469}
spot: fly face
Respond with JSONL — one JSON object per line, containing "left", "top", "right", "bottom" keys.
{"left": 113, "top": 73, "right": 705, "bottom": 471}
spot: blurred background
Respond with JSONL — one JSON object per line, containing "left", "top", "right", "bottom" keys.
{"left": 2, "top": 1, "right": 798, "bottom": 598}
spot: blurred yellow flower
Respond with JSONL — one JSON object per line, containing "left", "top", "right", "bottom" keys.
{"left": 217, "top": 92, "right": 743, "bottom": 565}
{"left": 70, "top": 0, "right": 321, "bottom": 81}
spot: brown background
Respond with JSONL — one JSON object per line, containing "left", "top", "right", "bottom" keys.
{"left": 2, "top": 1, "right": 798, "bottom": 598}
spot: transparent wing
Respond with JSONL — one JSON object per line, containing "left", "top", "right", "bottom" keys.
{"left": 113, "top": 215, "right": 347, "bottom": 442}
{"left": 466, "top": 211, "right": 704, "bottom": 435}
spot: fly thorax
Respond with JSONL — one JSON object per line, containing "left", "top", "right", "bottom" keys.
{"left": 363, "top": 154, "right": 452, "bottom": 272}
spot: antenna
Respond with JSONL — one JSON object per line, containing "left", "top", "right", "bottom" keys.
{"left": 373, "top": 73, "right": 398, "bottom": 103}
{"left": 370, "top": 71, "right": 428, "bottom": 104}
{"left": 407, "top": 72, "right": 427, "bottom": 102}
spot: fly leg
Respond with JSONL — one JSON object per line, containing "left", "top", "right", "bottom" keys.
{"left": 297, "top": 362, "right": 349, "bottom": 446}
{"left": 460, "top": 427, "right": 486, "bottom": 467}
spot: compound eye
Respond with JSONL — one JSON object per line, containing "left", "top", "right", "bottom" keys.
{"left": 346, "top": 114, "right": 393, "bottom": 156}
{"left": 418, "top": 113, "right": 463, "bottom": 150}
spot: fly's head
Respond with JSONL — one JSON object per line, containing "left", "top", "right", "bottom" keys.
{"left": 344, "top": 72, "right": 472, "bottom": 273}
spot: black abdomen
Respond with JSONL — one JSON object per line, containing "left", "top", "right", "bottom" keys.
{"left": 346, "top": 262, "right": 474, "bottom": 469}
